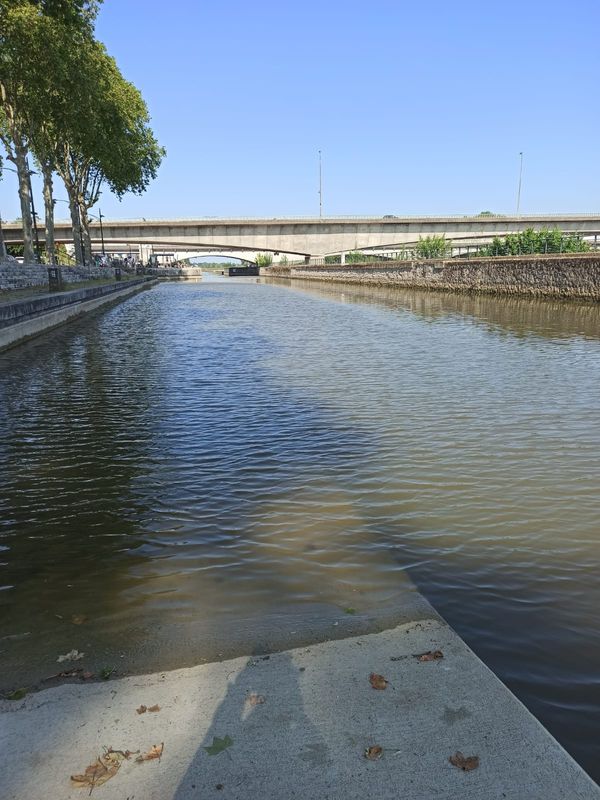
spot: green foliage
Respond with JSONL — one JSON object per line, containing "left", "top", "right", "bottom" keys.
{"left": 324, "top": 251, "right": 391, "bottom": 264}
{"left": 478, "top": 228, "right": 590, "bottom": 256}
{"left": 255, "top": 252, "right": 273, "bottom": 267}
{"left": 0, "top": 0, "right": 163, "bottom": 266}
{"left": 204, "top": 735, "right": 233, "bottom": 756}
{"left": 279, "top": 254, "right": 288, "bottom": 266}
{"left": 415, "top": 235, "right": 451, "bottom": 259}
{"left": 6, "top": 687, "right": 28, "bottom": 700}
{"left": 100, "top": 666, "right": 115, "bottom": 679}
{"left": 55, "top": 242, "right": 71, "bottom": 263}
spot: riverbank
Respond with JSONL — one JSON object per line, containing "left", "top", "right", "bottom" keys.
{"left": 0, "top": 261, "right": 125, "bottom": 292}
{"left": 0, "top": 277, "right": 157, "bottom": 351}
{"left": 1, "top": 617, "right": 598, "bottom": 800}
{"left": 264, "top": 252, "right": 600, "bottom": 300}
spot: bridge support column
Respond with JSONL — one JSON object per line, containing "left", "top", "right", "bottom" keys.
{"left": 340, "top": 251, "right": 346, "bottom": 265}
{"left": 304, "top": 255, "right": 310, "bottom": 264}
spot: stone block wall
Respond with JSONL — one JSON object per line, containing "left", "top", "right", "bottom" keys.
{"left": 0, "top": 263, "right": 118, "bottom": 293}
{"left": 263, "top": 254, "right": 600, "bottom": 300}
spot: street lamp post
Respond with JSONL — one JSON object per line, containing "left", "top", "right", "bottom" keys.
{"left": 318, "top": 150, "right": 323, "bottom": 219}
{"left": 516, "top": 151, "right": 524, "bottom": 216}
{"left": 98, "top": 209, "right": 105, "bottom": 255}
{"left": 89, "top": 209, "right": 106, "bottom": 255}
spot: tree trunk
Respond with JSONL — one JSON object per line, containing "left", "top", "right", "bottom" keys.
{"left": 65, "top": 186, "right": 84, "bottom": 265}
{"left": 42, "top": 163, "right": 56, "bottom": 264}
{"left": 79, "top": 204, "right": 93, "bottom": 267}
{"left": 0, "top": 214, "right": 7, "bottom": 261}
{"left": 13, "top": 140, "right": 35, "bottom": 264}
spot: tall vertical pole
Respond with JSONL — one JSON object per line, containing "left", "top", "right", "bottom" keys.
{"left": 318, "top": 150, "right": 323, "bottom": 219}
{"left": 98, "top": 208, "right": 106, "bottom": 255}
{"left": 516, "top": 151, "right": 523, "bottom": 216}
{"left": 26, "top": 161, "right": 41, "bottom": 262}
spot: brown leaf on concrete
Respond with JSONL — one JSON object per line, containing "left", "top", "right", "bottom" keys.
{"left": 416, "top": 650, "right": 444, "bottom": 662}
{"left": 449, "top": 751, "right": 479, "bottom": 771}
{"left": 364, "top": 745, "right": 383, "bottom": 760}
{"left": 136, "top": 705, "right": 147, "bottom": 715}
{"left": 246, "top": 692, "right": 266, "bottom": 706}
{"left": 71, "top": 614, "right": 88, "bottom": 625}
{"left": 148, "top": 704, "right": 161, "bottom": 712}
{"left": 369, "top": 673, "right": 388, "bottom": 690}
{"left": 71, "top": 750, "right": 126, "bottom": 790}
{"left": 136, "top": 743, "right": 164, "bottom": 763}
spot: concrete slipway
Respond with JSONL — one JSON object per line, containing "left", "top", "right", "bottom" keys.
{"left": 1, "top": 617, "right": 598, "bottom": 800}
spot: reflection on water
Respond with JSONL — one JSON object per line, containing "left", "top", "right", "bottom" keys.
{"left": 1, "top": 279, "right": 599, "bottom": 780}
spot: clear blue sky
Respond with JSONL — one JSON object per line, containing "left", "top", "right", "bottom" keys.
{"left": 2, "top": 0, "right": 599, "bottom": 220}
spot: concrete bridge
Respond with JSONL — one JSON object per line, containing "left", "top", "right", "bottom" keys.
{"left": 4, "top": 214, "right": 600, "bottom": 259}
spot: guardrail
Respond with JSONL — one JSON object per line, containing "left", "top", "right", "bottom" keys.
{"left": 26, "top": 212, "right": 600, "bottom": 226}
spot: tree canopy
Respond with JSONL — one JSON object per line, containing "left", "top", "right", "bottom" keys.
{"left": 0, "top": 0, "right": 164, "bottom": 264}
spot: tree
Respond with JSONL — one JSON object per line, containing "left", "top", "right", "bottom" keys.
{"left": 478, "top": 228, "right": 590, "bottom": 256}
{"left": 0, "top": 1, "right": 164, "bottom": 267}
{"left": 0, "top": 0, "right": 101, "bottom": 262}
{"left": 255, "top": 252, "right": 273, "bottom": 267}
{"left": 51, "top": 39, "right": 164, "bottom": 264}
{"left": 415, "top": 235, "right": 451, "bottom": 259}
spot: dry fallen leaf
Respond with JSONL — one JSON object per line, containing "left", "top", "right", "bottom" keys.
{"left": 449, "top": 751, "right": 479, "bottom": 771}
{"left": 136, "top": 743, "right": 164, "bottom": 763}
{"left": 246, "top": 692, "right": 266, "bottom": 706}
{"left": 364, "top": 745, "right": 383, "bottom": 760}
{"left": 416, "top": 650, "right": 444, "bottom": 662}
{"left": 57, "top": 649, "right": 84, "bottom": 663}
{"left": 71, "top": 750, "right": 128, "bottom": 790}
{"left": 369, "top": 673, "right": 388, "bottom": 690}
{"left": 71, "top": 614, "right": 88, "bottom": 625}
{"left": 137, "top": 705, "right": 147, "bottom": 715}
{"left": 148, "top": 704, "right": 161, "bottom": 712}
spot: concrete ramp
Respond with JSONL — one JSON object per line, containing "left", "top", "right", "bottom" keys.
{"left": 1, "top": 618, "right": 598, "bottom": 799}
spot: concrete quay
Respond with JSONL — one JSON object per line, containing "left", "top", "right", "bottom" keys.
{"left": 1, "top": 618, "right": 597, "bottom": 800}
{"left": 0, "top": 277, "right": 156, "bottom": 351}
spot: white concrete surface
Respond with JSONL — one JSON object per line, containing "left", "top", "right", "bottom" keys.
{"left": 1, "top": 618, "right": 598, "bottom": 799}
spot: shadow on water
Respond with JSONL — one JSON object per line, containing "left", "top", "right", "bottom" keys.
{"left": 0, "top": 283, "right": 424, "bottom": 690}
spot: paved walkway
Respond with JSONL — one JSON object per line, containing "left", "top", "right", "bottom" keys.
{"left": 1, "top": 618, "right": 598, "bottom": 799}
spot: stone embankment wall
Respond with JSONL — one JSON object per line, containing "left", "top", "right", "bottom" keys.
{"left": 264, "top": 253, "right": 600, "bottom": 300}
{"left": 0, "top": 278, "right": 156, "bottom": 351}
{"left": 0, "top": 262, "right": 120, "bottom": 292}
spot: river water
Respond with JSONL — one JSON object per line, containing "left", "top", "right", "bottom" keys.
{"left": 1, "top": 277, "right": 599, "bottom": 780}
